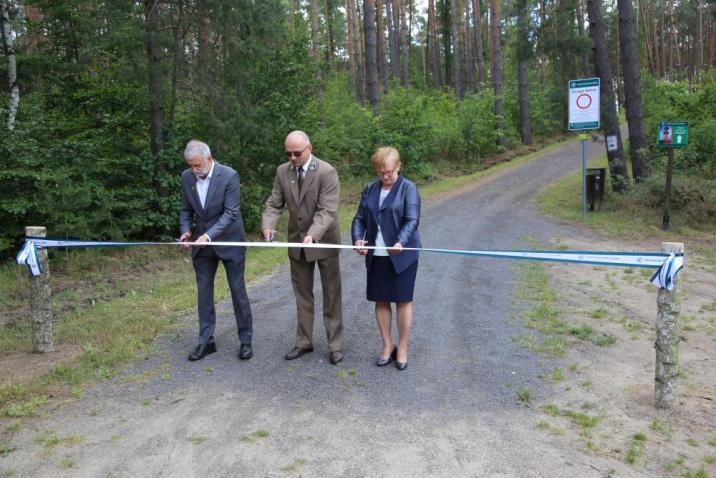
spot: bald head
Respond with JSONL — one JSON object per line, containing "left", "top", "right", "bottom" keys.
{"left": 284, "top": 130, "right": 312, "bottom": 167}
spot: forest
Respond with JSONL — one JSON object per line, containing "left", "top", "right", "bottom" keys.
{"left": 1, "top": 0, "right": 715, "bottom": 259}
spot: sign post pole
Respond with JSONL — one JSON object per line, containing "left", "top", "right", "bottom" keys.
{"left": 663, "top": 148, "right": 674, "bottom": 230}
{"left": 568, "top": 78, "right": 601, "bottom": 218}
{"left": 582, "top": 138, "right": 587, "bottom": 217}
{"left": 655, "top": 121, "right": 688, "bottom": 230}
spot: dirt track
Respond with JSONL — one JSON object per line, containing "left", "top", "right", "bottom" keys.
{"left": 2, "top": 139, "right": 714, "bottom": 477}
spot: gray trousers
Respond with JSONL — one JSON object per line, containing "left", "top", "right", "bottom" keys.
{"left": 193, "top": 246, "right": 253, "bottom": 345}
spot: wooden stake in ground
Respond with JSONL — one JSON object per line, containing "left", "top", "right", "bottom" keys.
{"left": 26, "top": 226, "right": 54, "bottom": 353}
{"left": 655, "top": 241, "right": 683, "bottom": 409}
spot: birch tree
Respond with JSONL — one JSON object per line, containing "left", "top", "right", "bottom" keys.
{"left": 1, "top": 0, "right": 19, "bottom": 130}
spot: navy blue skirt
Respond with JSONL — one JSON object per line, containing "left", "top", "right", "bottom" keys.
{"left": 367, "top": 256, "right": 418, "bottom": 303}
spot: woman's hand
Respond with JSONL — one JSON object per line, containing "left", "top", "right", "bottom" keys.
{"left": 354, "top": 240, "right": 368, "bottom": 256}
{"left": 388, "top": 242, "right": 403, "bottom": 255}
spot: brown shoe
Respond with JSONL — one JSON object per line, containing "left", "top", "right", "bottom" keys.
{"left": 285, "top": 346, "right": 314, "bottom": 360}
{"left": 329, "top": 351, "right": 344, "bottom": 365}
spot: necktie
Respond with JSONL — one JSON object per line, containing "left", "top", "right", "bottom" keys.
{"left": 297, "top": 168, "right": 304, "bottom": 192}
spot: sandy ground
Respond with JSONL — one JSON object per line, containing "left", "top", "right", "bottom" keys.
{"left": 536, "top": 235, "right": 716, "bottom": 476}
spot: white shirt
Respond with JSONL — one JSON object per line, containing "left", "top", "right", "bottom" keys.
{"left": 196, "top": 160, "right": 215, "bottom": 209}
{"left": 295, "top": 156, "right": 311, "bottom": 178}
{"left": 374, "top": 188, "right": 390, "bottom": 257}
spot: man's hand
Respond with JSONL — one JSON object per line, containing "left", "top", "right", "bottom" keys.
{"left": 388, "top": 242, "right": 403, "bottom": 255}
{"left": 302, "top": 235, "right": 314, "bottom": 245}
{"left": 179, "top": 231, "right": 192, "bottom": 251}
{"left": 194, "top": 233, "right": 210, "bottom": 248}
{"left": 354, "top": 240, "right": 368, "bottom": 256}
{"left": 262, "top": 228, "right": 276, "bottom": 241}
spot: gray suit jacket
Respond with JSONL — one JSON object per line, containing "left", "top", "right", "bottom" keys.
{"left": 179, "top": 160, "right": 246, "bottom": 260}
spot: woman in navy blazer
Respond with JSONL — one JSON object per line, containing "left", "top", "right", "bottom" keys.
{"left": 352, "top": 147, "right": 421, "bottom": 370}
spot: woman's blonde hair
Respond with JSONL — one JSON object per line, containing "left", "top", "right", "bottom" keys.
{"left": 371, "top": 146, "right": 401, "bottom": 171}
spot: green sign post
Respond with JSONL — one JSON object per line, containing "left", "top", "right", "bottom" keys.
{"left": 656, "top": 122, "right": 689, "bottom": 230}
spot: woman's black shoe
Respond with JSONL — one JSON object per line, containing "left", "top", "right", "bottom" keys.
{"left": 395, "top": 360, "right": 408, "bottom": 371}
{"left": 376, "top": 347, "right": 397, "bottom": 367}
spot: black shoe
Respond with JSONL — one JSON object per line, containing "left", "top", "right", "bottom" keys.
{"left": 329, "top": 351, "right": 344, "bottom": 365}
{"left": 188, "top": 342, "right": 217, "bottom": 361}
{"left": 395, "top": 361, "right": 408, "bottom": 371}
{"left": 376, "top": 347, "right": 397, "bottom": 367}
{"left": 239, "top": 343, "right": 253, "bottom": 360}
{"left": 285, "top": 347, "right": 314, "bottom": 360}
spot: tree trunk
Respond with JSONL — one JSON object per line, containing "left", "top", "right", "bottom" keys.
{"left": 387, "top": 0, "right": 400, "bottom": 78}
{"left": 196, "top": 0, "right": 210, "bottom": 86}
{"left": 428, "top": 0, "right": 442, "bottom": 88}
{"left": 167, "top": 0, "right": 186, "bottom": 133}
{"left": 398, "top": 0, "right": 410, "bottom": 86}
{"left": 347, "top": 0, "right": 358, "bottom": 93}
{"left": 575, "top": 0, "right": 591, "bottom": 75}
{"left": 489, "top": 0, "right": 503, "bottom": 146}
{"left": 618, "top": 0, "right": 647, "bottom": 181}
{"left": 289, "top": 0, "right": 296, "bottom": 33}
{"left": 377, "top": 0, "right": 389, "bottom": 93}
{"left": 310, "top": 0, "right": 319, "bottom": 60}
{"left": 451, "top": 0, "right": 463, "bottom": 99}
{"left": 1, "top": 0, "right": 19, "bottom": 130}
{"left": 464, "top": 1, "right": 474, "bottom": 93}
{"left": 323, "top": 0, "right": 334, "bottom": 67}
{"left": 587, "top": 0, "right": 628, "bottom": 192}
{"left": 472, "top": 0, "right": 485, "bottom": 87}
{"left": 517, "top": 0, "right": 532, "bottom": 145}
{"left": 353, "top": 0, "right": 365, "bottom": 102}
{"left": 365, "top": 0, "right": 379, "bottom": 107}
{"left": 145, "top": 0, "right": 164, "bottom": 159}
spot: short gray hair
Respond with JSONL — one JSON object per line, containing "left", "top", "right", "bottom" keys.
{"left": 184, "top": 140, "right": 211, "bottom": 161}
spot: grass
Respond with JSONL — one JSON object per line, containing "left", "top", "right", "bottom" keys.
{"left": 240, "top": 429, "right": 271, "bottom": 444}
{"left": 517, "top": 388, "right": 535, "bottom": 406}
{"left": 280, "top": 458, "right": 307, "bottom": 473}
{"left": 512, "top": 262, "right": 617, "bottom": 357}
{"left": 625, "top": 445, "right": 644, "bottom": 465}
{"left": 0, "top": 136, "right": 591, "bottom": 418}
{"left": 536, "top": 156, "right": 716, "bottom": 241}
{"left": 33, "top": 431, "right": 86, "bottom": 456}
{"left": 539, "top": 403, "right": 602, "bottom": 430}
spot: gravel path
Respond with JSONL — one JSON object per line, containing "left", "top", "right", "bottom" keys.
{"left": 1, "top": 140, "right": 648, "bottom": 477}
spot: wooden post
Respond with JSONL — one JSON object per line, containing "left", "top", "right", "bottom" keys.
{"left": 655, "top": 241, "right": 683, "bottom": 408}
{"left": 662, "top": 148, "right": 674, "bottom": 229}
{"left": 26, "top": 226, "right": 54, "bottom": 353}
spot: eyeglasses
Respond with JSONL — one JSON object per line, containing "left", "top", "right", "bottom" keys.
{"left": 378, "top": 169, "right": 396, "bottom": 177}
{"left": 285, "top": 145, "right": 310, "bottom": 158}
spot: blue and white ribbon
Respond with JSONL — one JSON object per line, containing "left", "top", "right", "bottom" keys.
{"left": 649, "top": 253, "right": 683, "bottom": 291}
{"left": 16, "top": 240, "right": 41, "bottom": 276}
{"left": 16, "top": 238, "right": 684, "bottom": 290}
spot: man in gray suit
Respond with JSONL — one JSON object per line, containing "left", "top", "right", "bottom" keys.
{"left": 179, "top": 139, "right": 254, "bottom": 361}
{"left": 262, "top": 131, "right": 344, "bottom": 364}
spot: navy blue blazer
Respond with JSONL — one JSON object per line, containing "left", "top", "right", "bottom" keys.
{"left": 351, "top": 175, "right": 421, "bottom": 274}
